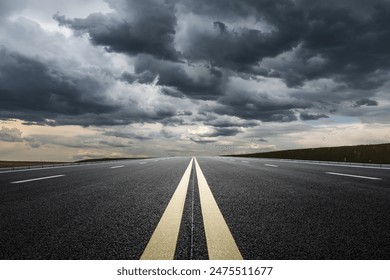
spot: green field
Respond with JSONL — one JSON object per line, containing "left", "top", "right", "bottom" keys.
{"left": 228, "top": 143, "right": 390, "bottom": 164}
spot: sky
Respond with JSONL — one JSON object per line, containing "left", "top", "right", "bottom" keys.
{"left": 1, "top": 0, "right": 390, "bottom": 161}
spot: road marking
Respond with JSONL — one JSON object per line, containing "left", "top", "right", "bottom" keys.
{"left": 11, "top": 175, "right": 65, "bottom": 184}
{"left": 190, "top": 162, "right": 195, "bottom": 259}
{"left": 194, "top": 158, "right": 243, "bottom": 260}
{"left": 270, "top": 159, "right": 390, "bottom": 170}
{"left": 0, "top": 161, "right": 115, "bottom": 174}
{"left": 326, "top": 172, "right": 382, "bottom": 180}
{"left": 241, "top": 161, "right": 249, "bottom": 163}
{"left": 140, "top": 158, "right": 194, "bottom": 260}
{"left": 110, "top": 165, "right": 124, "bottom": 169}
{"left": 139, "top": 162, "right": 147, "bottom": 164}
{"left": 264, "top": 164, "right": 278, "bottom": 168}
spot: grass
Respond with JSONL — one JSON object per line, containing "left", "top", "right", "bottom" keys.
{"left": 226, "top": 143, "right": 390, "bottom": 164}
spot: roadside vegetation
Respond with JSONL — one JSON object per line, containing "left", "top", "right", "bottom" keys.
{"left": 228, "top": 143, "right": 390, "bottom": 164}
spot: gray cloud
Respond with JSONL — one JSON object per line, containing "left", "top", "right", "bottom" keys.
{"left": 122, "top": 55, "right": 225, "bottom": 100}
{"left": 190, "top": 137, "right": 218, "bottom": 144}
{"left": 177, "top": 4, "right": 304, "bottom": 72}
{"left": 300, "top": 112, "right": 329, "bottom": 121}
{"left": 178, "top": 0, "right": 390, "bottom": 91}
{"left": 27, "top": 142, "right": 41, "bottom": 148}
{"left": 203, "top": 87, "right": 309, "bottom": 122}
{"left": 0, "top": 47, "right": 118, "bottom": 124}
{"left": 53, "top": 0, "right": 390, "bottom": 125}
{"left": 102, "top": 130, "right": 153, "bottom": 140}
{"left": 0, "top": 0, "right": 27, "bottom": 20}
{"left": 353, "top": 98, "right": 379, "bottom": 108}
{"left": 54, "top": 0, "right": 179, "bottom": 61}
{"left": 204, "top": 127, "right": 242, "bottom": 137}
{"left": 160, "top": 127, "right": 175, "bottom": 138}
{"left": 203, "top": 117, "right": 259, "bottom": 128}
{"left": 0, "top": 127, "right": 23, "bottom": 142}
{"left": 98, "top": 140, "right": 130, "bottom": 148}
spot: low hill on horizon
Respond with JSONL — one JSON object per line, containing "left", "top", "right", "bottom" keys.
{"left": 227, "top": 143, "right": 390, "bottom": 164}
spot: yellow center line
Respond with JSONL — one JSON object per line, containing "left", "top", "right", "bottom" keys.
{"left": 140, "top": 157, "right": 194, "bottom": 260}
{"left": 194, "top": 157, "right": 243, "bottom": 260}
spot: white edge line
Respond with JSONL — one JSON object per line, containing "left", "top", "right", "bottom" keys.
{"left": 261, "top": 158, "right": 390, "bottom": 170}
{"left": 11, "top": 175, "right": 65, "bottom": 184}
{"left": 110, "top": 165, "right": 124, "bottom": 169}
{"left": 326, "top": 172, "right": 382, "bottom": 180}
{"left": 0, "top": 159, "right": 160, "bottom": 174}
{"left": 264, "top": 164, "right": 278, "bottom": 167}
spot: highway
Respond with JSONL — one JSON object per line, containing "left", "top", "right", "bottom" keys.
{"left": 0, "top": 157, "right": 389, "bottom": 259}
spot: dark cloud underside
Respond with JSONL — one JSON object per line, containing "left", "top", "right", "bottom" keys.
{"left": 0, "top": 48, "right": 116, "bottom": 123}
{"left": 54, "top": 0, "right": 179, "bottom": 61}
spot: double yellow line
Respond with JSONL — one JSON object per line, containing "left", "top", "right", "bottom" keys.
{"left": 140, "top": 157, "right": 242, "bottom": 260}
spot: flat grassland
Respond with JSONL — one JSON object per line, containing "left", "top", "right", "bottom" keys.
{"left": 228, "top": 143, "right": 390, "bottom": 164}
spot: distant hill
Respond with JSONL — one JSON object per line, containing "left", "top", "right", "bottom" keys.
{"left": 76, "top": 157, "right": 152, "bottom": 163}
{"left": 227, "top": 143, "right": 390, "bottom": 164}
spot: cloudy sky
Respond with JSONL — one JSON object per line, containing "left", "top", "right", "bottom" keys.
{"left": 1, "top": 0, "right": 390, "bottom": 161}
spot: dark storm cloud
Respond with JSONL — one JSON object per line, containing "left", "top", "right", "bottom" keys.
{"left": 49, "top": 0, "right": 390, "bottom": 125}
{"left": 0, "top": 47, "right": 178, "bottom": 126}
{"left": 180, "top": 0, "right": 305, "bottom": 72}
{"left": 297, "top": 1, "right": 390, "bottom": 89}
{"left": 122, "top": 55, "right": 224, "bottom": 100}
{"left": 121, "top": 70, "right": 156, "bottom": 85}
{"left": 205, "top": 127, "right": 242, "bottom": 137}
{"left": 2, "top": 0, "right": 390, "bottom": 129}
{"left": 211, "top": 105, "right": 299, "bottom": 123}
{"left": 0, "top": 48, "right": 117, "bottom": 124}
{"left": 203, "top": 89, "right": 310, "bottom": 122}
{"left": 352, "top": 98, "right": 379, "bottom": 108}
{"left": 300, "top": 112, "right": 329, "bottom": 121}
{"left": 54, "top": 0, "right": 179, "bottom": 61}
{"left": 59, "top": 0, "right": 390, "bottom": 122}
{"left": 181, "top": 0, "right": 390, "bottom": 90}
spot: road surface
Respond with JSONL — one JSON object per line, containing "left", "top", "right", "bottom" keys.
{"left": 0, "top": 157, "right": 389, "bottom": 259}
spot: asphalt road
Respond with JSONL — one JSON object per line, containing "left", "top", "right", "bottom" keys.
{"left": 0, "top": 156, "right": 389, "bottom": 259}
